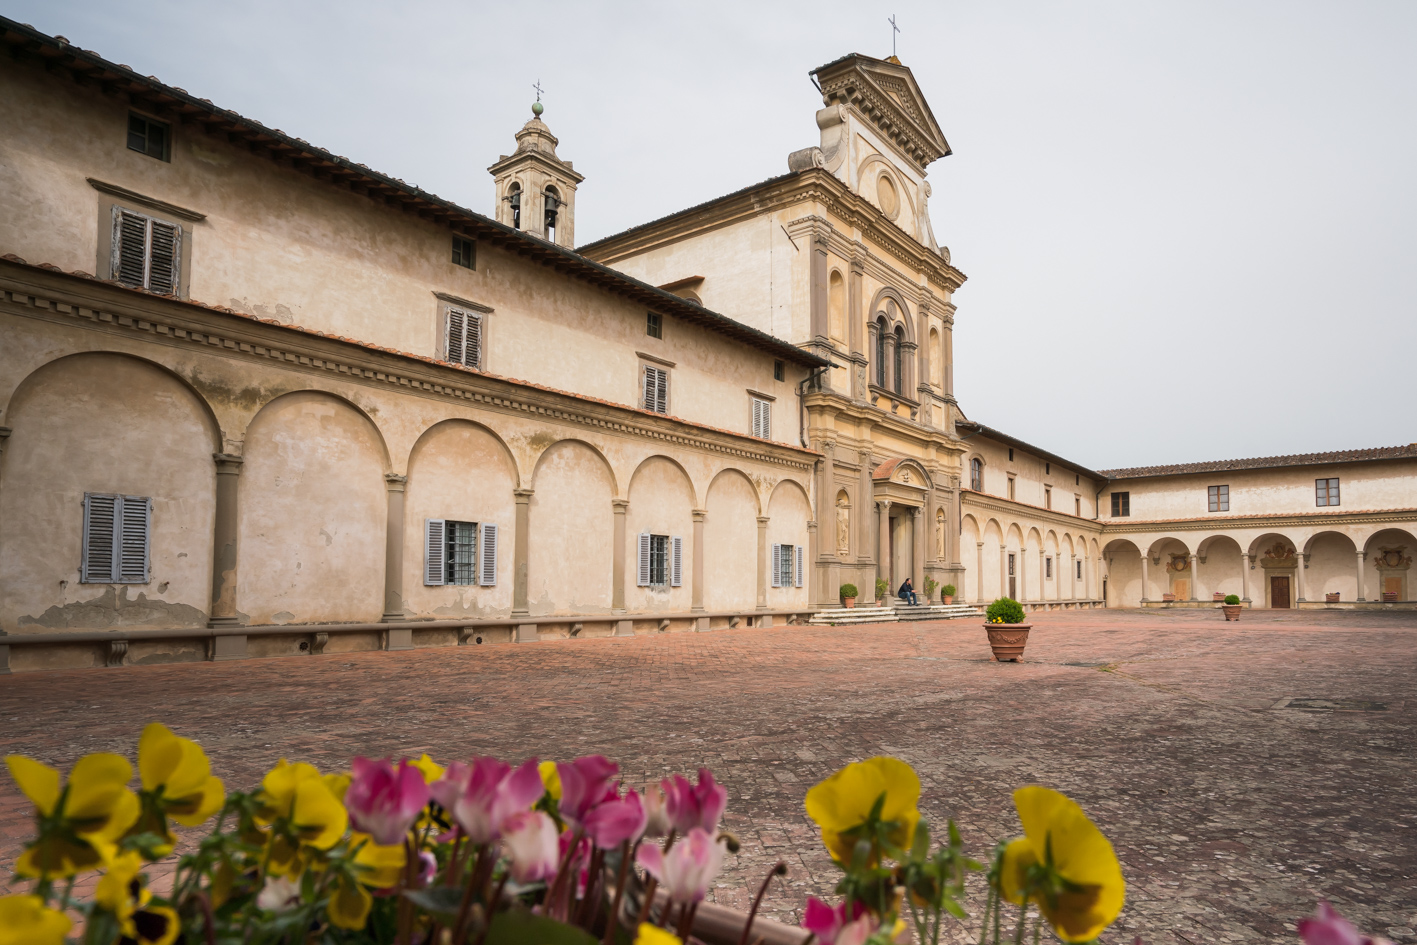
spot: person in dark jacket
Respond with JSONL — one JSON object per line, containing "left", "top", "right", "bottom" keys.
{"left": 898, "top": 577, "right": 918, "bottom": 605}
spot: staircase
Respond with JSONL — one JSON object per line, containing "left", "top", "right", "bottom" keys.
{"left": 808, "top": 601, "right": 981, "bottom": 626}
{"left": 894, "top": 603, "right": 981, "bottom": 621}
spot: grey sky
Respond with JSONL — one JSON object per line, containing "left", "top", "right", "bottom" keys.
{"left": 9, "top": 0, "right": 1415, "bottom": 469}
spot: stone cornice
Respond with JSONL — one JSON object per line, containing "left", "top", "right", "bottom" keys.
{"left": 1099, "top": 508, "right": 1417, "bottom": 534}
{"left": 960, "top": 490, "right": 1105, "bottom": 535}
{"left": 804, "top": 394, "right": 963, "bottom": 460}
{"left": 0, "top": 262, "right": 817, "bottom": 473}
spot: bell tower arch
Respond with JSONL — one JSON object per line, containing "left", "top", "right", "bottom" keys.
{"left": 488, "top": 100, "right": 585, "bottom": 247}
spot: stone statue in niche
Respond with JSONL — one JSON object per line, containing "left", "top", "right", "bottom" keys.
{"left": 835, "top": 496, "right": 851, "bottom": 555}
{"left": 935, "top": 509, "right": 945, "bottom": 559}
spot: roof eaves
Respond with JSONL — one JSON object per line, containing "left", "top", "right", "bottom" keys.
{"left": 955, "top": 421, "right": 1108, "bottom": 483}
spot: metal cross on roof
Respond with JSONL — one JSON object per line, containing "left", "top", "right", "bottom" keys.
{"left": 533, "top": 79, "right": 543, "bottom": 102}
{"left": 889, "top": 14, "right": 900, "bottom": 57}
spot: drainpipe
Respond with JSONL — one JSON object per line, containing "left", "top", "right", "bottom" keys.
{"left": 797, "top": 364, "right": 831, "bottom": 449}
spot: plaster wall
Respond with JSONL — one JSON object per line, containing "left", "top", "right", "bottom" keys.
{"left": 766, "top": 483, "right": 811, "bottom": 608}
{"left": 625, "top": 457, "right": 695, "bottom": 613}
{"left": 703, "top": 472, "right": 759, "bottom": 611}
{"left": 963, "top": 435, "right": 1100, "bottom": 520}
{"left": 527, "top": 440, "right": 615, "bottom": 615}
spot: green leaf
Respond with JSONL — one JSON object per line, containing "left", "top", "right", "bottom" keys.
{"left": 484, "top": 909, "right": 599, "bottom": 945}
{"left": 401, "top": 886, "right": 466, "bottom": 923}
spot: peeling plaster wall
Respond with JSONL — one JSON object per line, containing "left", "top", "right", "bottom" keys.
{"left": 0, "top": 352, "right": 215, "bottom": 630}
{"left": 527, "top": 440, "right": 615, "bottom": 615}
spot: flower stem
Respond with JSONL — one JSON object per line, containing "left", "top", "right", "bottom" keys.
{"left": 635, "top": 876, "right": 659, "bottom": 929}
{"left": 603, "top": 840, "right": 632, "bottom": 945}
{"left": 738, "top": 862, "right": 787, "bottom": 945}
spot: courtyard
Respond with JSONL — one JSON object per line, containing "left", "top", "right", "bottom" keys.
{"left": 1, "top": 608, "right": 1414, "bottom": 943}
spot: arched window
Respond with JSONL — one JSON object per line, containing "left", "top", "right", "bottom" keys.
{"left": 970, "top": 457, "right": 983, "bottom": 491}
{"left": 929, "top": 327, "right": 941, "bottom": 387}
{"left": 828, "top": 270, "right": 845, "bottom": 342}
{"left": 508, "top": 183, "right": 522, "bottom": 230}
{"left": 875, "top": 317, "right": 888, "bottom": 388}
{"left": 892, "top": 326, "right": 905, "bottom": 394}
{"left": 544, "top": 186, "right": 560, "bottom": 243}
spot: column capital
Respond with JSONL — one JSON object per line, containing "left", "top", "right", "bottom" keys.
{"left": 611, "top": 498, "right": 630, "bottom": 511}
{"left": 878, "top": 499, "right": 892, "bottom": 511}
{"left": 807, "top": 520, "right": 818, "bottom": 531}
{"left": 756, "top": 516, "right": 770, "bottom": 526}
{"left": 692, "top": 508, "right": 707, "bottom": 522}
{"left": 213, "top": 453, "right": 245, "bottom": 475}
{"left": 383, "top": 473, "right": 408, "bottom": 492}
{"left": 513, "top": 488, "right": 534, "bottom": 503}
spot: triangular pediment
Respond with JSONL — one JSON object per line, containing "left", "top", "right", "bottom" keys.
{"left": 811, "top": 54, "right": 951, "bottom": 171}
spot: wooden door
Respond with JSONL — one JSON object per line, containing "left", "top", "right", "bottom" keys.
{"left": 1009, "top": 577, "right": 1017, "bottom": 599}
{"left": 1270, "top": 575, "right": 1291, "bottom": 609}
{"left": 1384, "top": 576, "right": 1402, "bottom": 600}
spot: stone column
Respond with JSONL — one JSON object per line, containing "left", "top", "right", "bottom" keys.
{"left": 942, "top": 306, "right": 956, "bottom": 402}
{"left": 857, "top": 449, "right": 874, "bottom": 563}
{"left": 999, "top": 546, "right": 1007, "bottom": 601}
{"left": 807, "top": 519, "right": 818, "bottom": 604}
{"left": 1189, "top": 554, "right": 1201, "bottom": 601}
{"left": 1140, "top": 554, "right": 1150, "bottom": 603}
{"left": 511, "top": 489, "right": 533, "bottom": 617}
{"left": 1356, "top": 551, "right": 1367, "bottom": 601}
{"left": 1297, "top": 554, "right": 1308, "bottom": 603}
{"left": 1067, "top": 553, "right": 1075, "bottom": 600}
{"left": 1039, "top": 549, "right": 1046, "bottom": 601}
{"left": 809, "top": 232, "right": 830, "bottom": 343}
{"left": 912, "top": 506, "right": 926, "bottom": 597}
{"left": 208, "top": 453, "right": 244, "bottom": 628}
{"left": 756, "top": 516, "right": 770, "bottom": 610}
{"left": 977, "top": 541, "right": 985, "bottom": 603}
{"left": 611, "top": 499, "right": 629, "bottom": 613}
{"left": 380, "top": 474, "right": 409, "bottom": 623}
{"left": 1017, "top": 550, "right": 1027, "bottom": 604}
{"left": 1241, "top": 553, "right": 1251, "bottom": 602}
{"left": 849, "top": 257, "right": 866, "bottom": 402}
{"left": 691, "top": 509, "right": 707, "bottom": 613}
{"left": 877, "top": 500, "right": 892, "bottom": 595}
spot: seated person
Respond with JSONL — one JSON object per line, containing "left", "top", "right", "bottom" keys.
{"left": 898, "top": 577, "right": 918, "bottom": 605}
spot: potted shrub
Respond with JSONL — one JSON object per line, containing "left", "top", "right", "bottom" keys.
{"left": 1325, "top": 592, "right": 1340, "bottom": 603}
{"left": 942, "top": 583, "right": 957, "bottom": 605}
{"left": 1162, "top": 593, "right": 1176, "bottom": 602}
{"left": 924, "top": 575, "right": 938, "bottom": 603}
{"left": 1222, "top": 593, "right": 1242, "bottom": 621}
{"left": 875, "top": 578, "right": 889, "bottom": 606}
{"left": 984, "top": 597, "right": 1030, "bottom": 661}
{"left": 840, "top": 582, "right": 858, "bottom": 608}
{"left": 1213, "top": 591, "right": 1226, "bottom": 601}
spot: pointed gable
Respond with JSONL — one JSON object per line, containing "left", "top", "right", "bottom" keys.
{"left": 810, "top": 53, "right": 951, "bottom": 173}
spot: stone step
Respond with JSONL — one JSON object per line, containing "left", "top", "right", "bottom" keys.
{"left": 894, "top": 604, "right": 981, "bottom": 622}
{"left": 808, "top": 606, "right": 896, "bottom": 626}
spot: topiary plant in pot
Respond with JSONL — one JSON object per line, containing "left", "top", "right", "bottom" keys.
{"left": 875, "top": 578, "right": 890, "bottom": 605}
{"left": 942, "top": 583, "right": 957, "bottom": 605}
{"left": 840, "top": 583, "right": 858, "bottom": 608}
{"left": 984, "top": 597, "right": 1031, "bottom": 661}
{"left": 1222, "top": 593, "right": 1243, "bottom": 621}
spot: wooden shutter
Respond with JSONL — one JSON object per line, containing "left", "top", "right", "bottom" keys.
{"left": 147, "top": 220, "right": 181, "bottom": 294}
{"left": 82, "top": 493, "right": 118, "bottom": 583}
{"left": 671, "top": 536, "right": 683, "bottom": 587}
{"left": 466, "top": 313, "right": 482, "bottom": 369}
{"left": 113, "top": 210, "right": 148, "bottom": 288}
{"left": 478, "top": 523, "right": 498, "bottom": 586}
{"left": 645, "top": 366, "right": 668, "bottom": 414}
{"left": 794, "top": 545, "right": 804, "bottom": 587}
{"left": 118, "top": 495, "right": 151, "bottom": 583}
{"left": 771, "top": 543, "right": 782, "bottom": 588}
{"left": 424, "top": 519, "right": 447, "bottom": 586}
{"left": 637, "top": 533, "right": 651, "bottom": 586}
{"left": 446, "top": 308, "right": 466, "bottom": 364}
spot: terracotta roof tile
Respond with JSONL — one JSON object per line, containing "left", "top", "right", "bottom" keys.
{"left": 1098, "top": 445, "right": 1417, "bottom": 479}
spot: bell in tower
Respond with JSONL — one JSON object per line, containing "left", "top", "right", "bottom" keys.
{"left": 488, "top": 98, "right": 584, "bottom": 247}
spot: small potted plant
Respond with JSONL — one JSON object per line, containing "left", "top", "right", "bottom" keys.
{"left": 840, "top": 583, "right": 858, "bottom": 608}
{"left": 875, "top": 578, "right": 889, "bottom": 606}
{"left": 1162, "top": 592, "right": 1176, "bottom": 602}
{"left": 1325, "top": 592, "right": 1340, "bottom": 603}
{"left": 1213, "top": 591, "right": 1226, "bottom": 602}
{"left": 924, "top": 576, "right": 938, "bottom": 603}
{"left": 942, "top": 583, "right": 957, "bottom": 605}
{"left": 1221, "top": 594, "right": 1242, "bottom": 621}
{"left": 984, "top": 597, "right": 1030, "bottom": 661}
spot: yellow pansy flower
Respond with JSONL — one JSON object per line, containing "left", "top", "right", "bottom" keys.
{"left": 0, "top": 894, "right": 71, "bottom": 945}
{"left": 538, "top": 760, "right": 563, "bottom": 801}
{"left": 131, "top": 723, "right": 225, "bottom": 855}
{"left": 326, "top": 833, "right": 407, "bottom": 930}
{"left": 999, "top": 786, "right": 1125, "bottom": 943}
{"left": 93, "top": 850, "right": 180, "bottom": 945}
{"left": 804, "top": 756, "right": 920, "bottom": 863}
{"left": 634, "top": 923, "right": 682, "bottom": 945}
{"left": 5, "top": 752, "right": 140, "bottom": 877}
{"left": 410, "top": 753, "right": 444, "bottom": 784}
{"left": 255, "top": 759, "right": 348, "bottom": 850}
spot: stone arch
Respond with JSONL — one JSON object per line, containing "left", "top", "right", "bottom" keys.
{"left": 857, "top": 155, "right": 918, "bottom": 232}
{"left": 867, "top": 287, "right": 915, "bottom": 341}
{"left": 1301, "top": 531, "right": 1358, "bottom": 603}
{"left": 0, "top": 351, "right": 222, "bottom": 634}
{"left": 1147, "top": 535, "right": 1191, "bottom": 558}
{"left": 966, "top": 453, "right": 986, "bottom": 492}
{"left": 828, "top": 269, "right": 846, "bottom": 342}
{"left": 708, "top": 468, "right": 762, "bottom": 517}
{"left": 628, "top": 454, "right": 698, "bottom": 506}
{"left": 705, "top": 469, "right": 761, "bottom": 610}
{"left": 626, "top": 456, "right": 696, "bottom": 610}
{"left": 527, "top": 439, "right": 616, "bottom": 614}
{"left": 767, "top": 479, "right": 811, "bottom": 606}
{"left": 1247, "top": 531, "right": 1300, "bottom": 559}
{"left": 1361, "top": 528, "right": 1417, "bottom": 602}
{"left": 934, "top": 504, "right": 946, "bottom": 560}
{"left": 1102, "top": 537, "right": 1143, "bottom": 607}
{"left": 239, "top": 390, "right": 388, "bottom": 625}
{"left": 961, "top": 512, "right": 983, "bottom": 602}
{"left": 409, "top": 418, "right": 519, "bottom": 489}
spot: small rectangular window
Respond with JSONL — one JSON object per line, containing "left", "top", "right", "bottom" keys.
{"left": 1316, "top": 478, "right": 1340, "bottom": 507}
{"left": 1074, "top": 497, "right": 1081, "bottom": 516}
{"left": 751, "top": 397, "right": 771, "bottom": 439}
{"left": 646, "top": 311, "right": 663, "bottom": 339}
{"left": 1007, "top": 477, "right": 1016, "bottom": 501}
{"left": 1111, "top": 492, "right": 1130, "bottom": 517}
{"left": 773, "top": 360, "right": 785, "bottom": 382}
{"left": 1045, "top": 487, "right": 1052, "bottom": 510}
{"left": 127, "top": 112, "right": 169, "bottom": 161}
{"left": 445, "top": 307, "right": 483, "bottom": 369}
{"left": 452, "top": 236, "right": 475, "bottom": 269}
{"left": 1077, "top": 560, "right": 1083, "bottom": 579}
{"left": 1208, "top": 485, "right": 1229, "bottom": 512}
{"left": 1008, "top": 553, "right": 1015, "bottom": 576}
{"left": 82, "top": 493, "right": 151, "bottom": 583}
{"left": 1045, "top": 463, "right": 1050, "bottom": 474}
{"left": 111, "top": 208, "right": 182, "bottom": 295}
{"left": 643, "top": 365, "right": 669, "bottom": 414}
{"left": 1046, "top": 557, "right": 1053, "bottom": 579}
{"left": 1008, "top": 448, "right": 1014, "bottom": 462}
{"left": 425, "top": 519, "right": 487, "bottom": 586}
{"left": 649, "top": 534, "right": 669, "bottom": 585}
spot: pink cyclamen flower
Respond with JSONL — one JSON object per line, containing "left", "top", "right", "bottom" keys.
{"left": 802, "top": 897, "right": 868, "bottom": 945}
{"left": 557, "top": 755, "right": 621, "bottom": 827}
{"left": 1299, "top": 901, "right": 1394, "bottom": 945}
{"left": 584, "top": 787, "right": 647, "bottom": 849}
{"left": 429, "top": 757, "right": 543, "bottom": 844}
{"left": 344, "top": 757, "right": 431, "bottom": 846}
{"left": 502, "top": 810, "right": 560, "bottom": 884}
{"left": 642, "top": 783, "right": 671, "bottom": 837}
{"left": 662, "top": 768, "right": 728, "bottom": 834}
{"left": 635, "top": 827, "right": 725, "bottom": 903}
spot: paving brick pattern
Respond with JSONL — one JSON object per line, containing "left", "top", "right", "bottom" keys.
{"left": 2, "top": 609, "right": 1415, "bottom": 944}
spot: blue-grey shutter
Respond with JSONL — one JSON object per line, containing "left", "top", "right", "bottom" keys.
{"left": 118, "top": 495, "right": 151, "bottom": 583}
{"left": 478, "top": 523, "right": 498, "bottom": 586}
{"left": 794, "top": 545, "right": 804, "bottom": 587}
{"left": 424, "top": 519, "right": 446, "bottom": 586}
{"left": 771, "top": 543, "right": 782, "bottom": 588}
{"left": 82, "top": 493, "right": 118, "bottom": 583}
{"left": 637, "top": 533, "right": 651, "bottom": 586}
{"left": 671, "top": 536, "right": 683, "bottom": 587}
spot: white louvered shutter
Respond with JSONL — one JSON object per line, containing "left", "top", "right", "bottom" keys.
{"left": 113, "top": 210, "right": 149, "bottom": 289}
{"left": 82, "top": 493, "right": 118, "bottom": 583}
{"left": 794, "top": 545, "right": 804, "bottom": 587}
{"left": 478, "top": 523, "right": 498, "bottom": 586}
{"left": 671, "top": 536, "right": 683, "bottom": 587}
{"left": 637, "top": 533, "right": 651, "bottom": 586}
{"left": 424, "top": 519, "right": 446, "bottom": 586}
{"left": 147, "top": 221, "right": 181, "bottom": 295}
{"left": 752, "top": 399, "right": 770, "bottom": 439}
{"left": 118, "top": 496, "right": 151, "bottom": 583}
{"left": 771, "top": 543, "right": 782, "bottom": 588}
{"left": 446, "top": 308, "right": 466, "bottom": 364}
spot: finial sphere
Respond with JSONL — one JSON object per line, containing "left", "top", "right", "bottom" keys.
{"left": 531, "top": 101, "right": 544, "bottom": 117}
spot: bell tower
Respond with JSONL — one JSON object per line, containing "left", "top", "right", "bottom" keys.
{"left": 488, "top": 100, "right": 584, "bottom": 247}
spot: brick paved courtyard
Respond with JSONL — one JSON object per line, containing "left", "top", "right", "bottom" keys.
{"left": 2, "top": 608, "right": 1414, "bottom": 943}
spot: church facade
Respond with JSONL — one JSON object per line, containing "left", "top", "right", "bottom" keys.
{"left": 0, "top": 19, "right": 1413, "bottom": 672}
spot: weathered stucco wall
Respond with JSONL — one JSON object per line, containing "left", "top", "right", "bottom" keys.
{"left": 624, "top": 457, "right": 695, "bottom": 612}
{"left": 527, "top": 439, "right": 615, "bottom": 615}
{"left": 767, "top": 482, "right": 811, "bottom": 608}
{"left": 703, "top": 471, "right": 759, "bottom": 611}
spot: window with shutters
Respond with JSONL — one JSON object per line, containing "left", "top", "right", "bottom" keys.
{"left": 82, "top": 493, "right": 151, "bottom": 584}
{"left": 425, "top": 520, "right": 496, "bottom": 586}
{"left": 751, "top": 397, "right": 771, "bottom": 439}
{"left": 111, "top": 207, "right": 182, "bottom": 295}
{"left": 127, "top": 113, "right": 170, "bottom": 161}
{"left": 650, "top": 534, "right": 669, "bottom": 585}
{"left": 1111, "top": 492, "right": 1130, "bottom": 517}
{"left": 1316, "top": 478, "right": 1340, "bottom": 507}
{"left": 1208, "top": 484, "right": 1229, "bottom": 512}
{"left": 643, "top": 365, "right": 669, "bottom": 414}
{"left": 970, "top": 457, "right": 983, "bottom": 491}
{"left": 769, "top": 544, "right": 805, "bottom": 588}
{"left": 452, "top": 236, "right": 476, "bottom": 269}
{"left": 444, "top": 306, "right": 483, "bottom": 369}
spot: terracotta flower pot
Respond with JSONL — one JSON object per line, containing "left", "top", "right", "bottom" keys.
{"left": 1325, "top": 593, "right": 1340, "bottom": 603}
{"left": 1222, "top": 604, "right": 1242, "bottom": 621}
{"left": 1162, "top": 593, "right": 1176, "bottom": 602}
{"left": 943, "top": 595, "right": 954, "bottom": 605}
{"left": 985, "top": 623, "right": 1031, "bottom": 661}
{"left": 1383, "top": 591, "right": 1398, "bottom": 602}
{"left": 843, "top": 597, "right": 857, "bottom": 608}
{"left": 1213, "top": 592, "right": 1226, "bottom": 601}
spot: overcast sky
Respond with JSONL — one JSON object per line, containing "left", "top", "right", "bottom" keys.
{"left": 10, "top": 1, "right": 1415, "bottom": 469}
